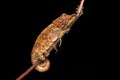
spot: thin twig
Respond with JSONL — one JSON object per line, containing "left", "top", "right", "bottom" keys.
{"left": 77, "top": 0, "right": 85, "bottom": 16}
{"left": 16, "top": 60, "right": 40, "bottom": 80}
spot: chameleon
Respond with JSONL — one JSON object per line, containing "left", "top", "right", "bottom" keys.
{"left": 16, "top": 0, "right": 85, "bottom": 80}
{"left": 31, "top": 0, "right": 85, "bottom": 72}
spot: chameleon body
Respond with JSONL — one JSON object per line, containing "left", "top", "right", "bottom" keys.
{"left": 31, "top": 13, "right": 77, "bottom": 72}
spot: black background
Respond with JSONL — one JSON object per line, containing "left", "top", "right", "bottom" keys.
{"left": 1, "top": 0, "right": 97, "bottom": 80}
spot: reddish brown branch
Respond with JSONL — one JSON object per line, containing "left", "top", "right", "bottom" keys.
{"left": 16, "top": 60, "right": 40, "bottom": 80}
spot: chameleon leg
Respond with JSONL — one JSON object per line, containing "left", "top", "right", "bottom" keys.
{"left": 59, "top": 39, "right": 62, "bottom": 47}
{"left": 53, "top": 45, "right": 58, "bottom": 54}
{"left": 39, "top": 54, "right": 46, "bottom": 61}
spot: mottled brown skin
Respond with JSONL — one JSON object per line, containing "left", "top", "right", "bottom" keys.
{"left": 31, "top": 13, "right": 77, "bottom": 72}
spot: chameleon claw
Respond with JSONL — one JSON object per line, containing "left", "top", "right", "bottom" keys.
{"left": 59, "top": 39, "right": 62, "bottom": 47}
{"left": 53, "top": 45, "right": 58, "bottom": 54}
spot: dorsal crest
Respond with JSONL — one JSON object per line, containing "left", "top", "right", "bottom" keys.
{"left": 52, "top": 13, "right": 72, "bottom": 27}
